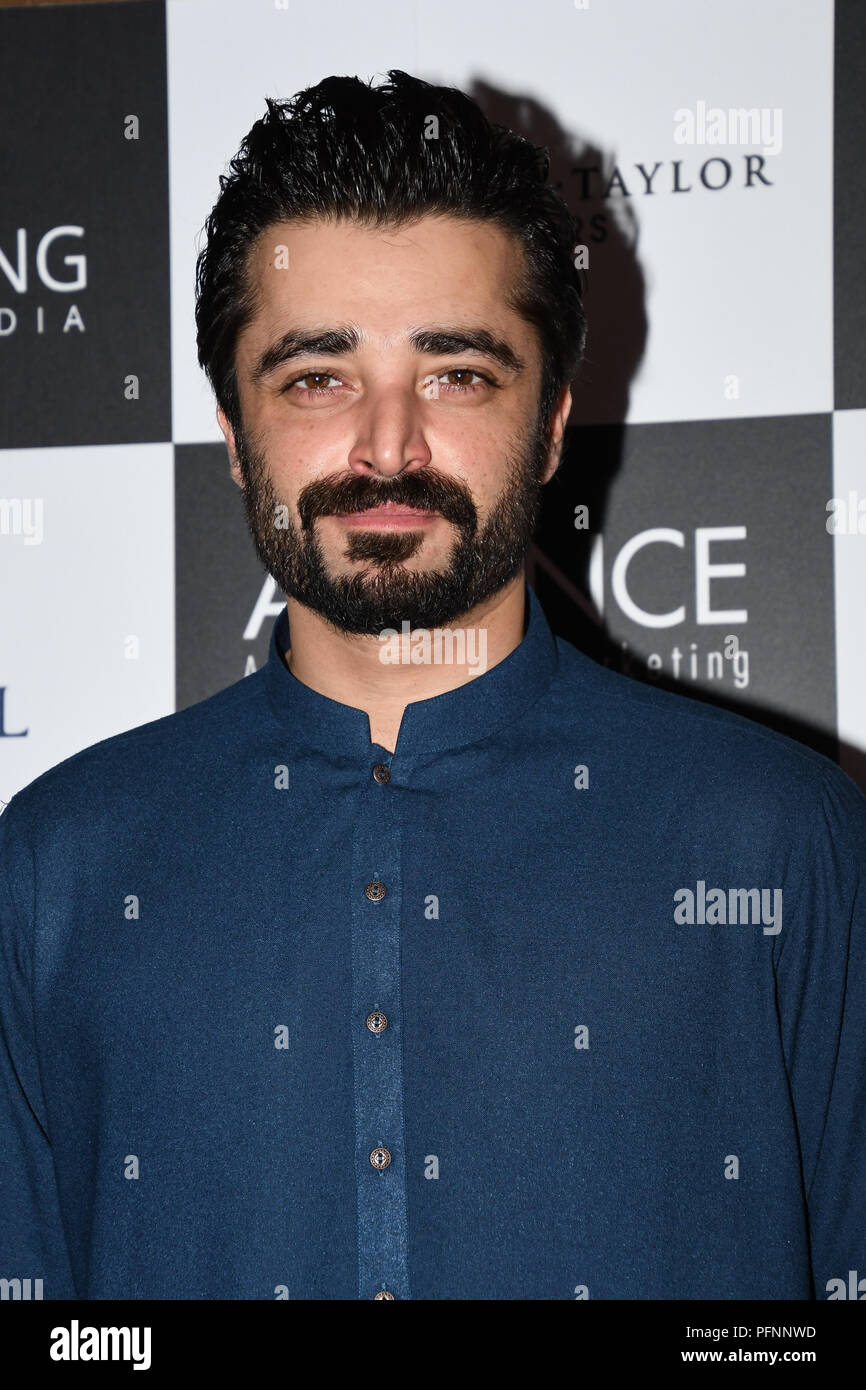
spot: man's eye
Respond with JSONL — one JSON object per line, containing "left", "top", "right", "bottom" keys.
{"left": 284, "top": 372, "right": 342, "bottom": 394}
{"left": 438, "top": 369, "right": 486, "bottom": 390}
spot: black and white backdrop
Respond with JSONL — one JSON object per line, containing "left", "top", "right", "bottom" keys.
{"left": 1, "top": 0, "right": 864, "bottom": 802}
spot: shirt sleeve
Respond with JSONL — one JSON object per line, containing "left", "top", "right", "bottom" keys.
{"left": 774, "top": 760, "right": 866, "bottom": 1299}
{"left": 0, "top": 803, "right": 77, "bottom": 1298}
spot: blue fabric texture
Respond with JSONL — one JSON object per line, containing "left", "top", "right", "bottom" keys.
{"left": 1, "top": 583, "right": 864, "bottom": 1300}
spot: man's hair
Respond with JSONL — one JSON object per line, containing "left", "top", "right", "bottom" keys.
{"left": 195, "top": 69, "right": 587, "bottom": 439}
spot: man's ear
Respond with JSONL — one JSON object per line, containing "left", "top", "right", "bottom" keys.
{"left": 216, "top": 405, "right": 244, "bottom": 488}
{"left": 539, "top": 386, "right": 572, "bottom": 486}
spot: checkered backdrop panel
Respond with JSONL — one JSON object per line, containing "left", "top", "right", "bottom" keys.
{"left": 1, "top": 0, "right": 865, "bottom": 803}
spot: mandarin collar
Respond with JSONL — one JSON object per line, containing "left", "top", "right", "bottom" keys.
{"left": 263, "top": 582, "right": 559, "bottom": 758}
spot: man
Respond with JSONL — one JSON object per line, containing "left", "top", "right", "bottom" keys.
{"left": 1, "top": 70, "right": 864, "bottom": 1301}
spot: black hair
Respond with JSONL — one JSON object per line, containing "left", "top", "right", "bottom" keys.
{"left": 195, "top": 69, "right": 587, "bottom": 438}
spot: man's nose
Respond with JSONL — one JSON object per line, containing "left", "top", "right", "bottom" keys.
{"left": 346, "top": 382, "right": 433, "bottom": 478}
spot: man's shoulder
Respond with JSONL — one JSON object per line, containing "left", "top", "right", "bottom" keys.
{"left": 551, "top": 637, "right": 866, "bottom": 832}
{"left": 2, "top": 669, "right": 271, "bottom": 842}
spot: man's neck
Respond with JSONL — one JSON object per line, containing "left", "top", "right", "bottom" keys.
{"left": 282, "top": 572, "right": 528, "bottom": 753}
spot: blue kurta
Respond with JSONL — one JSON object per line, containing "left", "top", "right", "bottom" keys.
{"left": 1, "top": 584, "right": 864, "bottom": 1300}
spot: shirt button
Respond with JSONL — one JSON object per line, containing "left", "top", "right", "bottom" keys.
{"left": 372, "top": 763, "right": 391, "bottom": 784}
{"left": 370, "top": 1146, "right": 392, "bottom": 1170}
{"left": 366, "top": 1010, "right": 388, "bottom": 1034}
{"left": 364, "top": 881, "right": 387, "bottom": 902}
{"left": 374, "top": 1290, "right": 396, "bottom": 1299}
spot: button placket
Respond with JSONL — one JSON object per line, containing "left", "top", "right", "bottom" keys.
{"left": 349, "top": 759, "right": 410, "bottom": 1300}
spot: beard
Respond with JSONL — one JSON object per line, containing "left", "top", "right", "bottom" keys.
{"left": 234, "top": 413, "right": 550, "bottom": 635}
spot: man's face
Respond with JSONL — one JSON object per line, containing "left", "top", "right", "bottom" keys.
{"left": 218, "top": 214, "right": 570, "bottom": 633}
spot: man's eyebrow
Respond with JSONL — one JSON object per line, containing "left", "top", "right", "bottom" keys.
{"left": 407, "top": 327, "right": 524, "bottom": 374}
{"left": 250, "top": 327, "right": 361, "bottom": 386}
{"left": 249, "top": 324, "right": 524, "bottom": 385}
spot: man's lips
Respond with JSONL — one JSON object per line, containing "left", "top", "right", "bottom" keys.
{"left": 328, "top": 501, "right": 439, "bottom": 530}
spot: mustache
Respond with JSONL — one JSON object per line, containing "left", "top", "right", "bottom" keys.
{"left": 296, "top": 470, "right": 478, "bottom": 533}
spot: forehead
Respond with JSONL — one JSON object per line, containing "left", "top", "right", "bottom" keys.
{"left": 237, "top": 214, "right": 530, "bottom": 352}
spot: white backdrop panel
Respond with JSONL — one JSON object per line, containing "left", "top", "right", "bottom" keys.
{"left": 167, "top": 0, "right": 834, "bottom": 440}
{"left": 0, "top": 444, "right": 175, "bottom": 801}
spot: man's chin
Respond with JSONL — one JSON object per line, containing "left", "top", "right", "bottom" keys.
{"left": 293, "top": 568, "right": 472, "bottom": 635}
{"left": 332, "top": 559, "right": 441, "bottom": 590}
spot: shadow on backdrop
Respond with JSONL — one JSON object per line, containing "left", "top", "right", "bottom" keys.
{"left": 469, "top": 78, "right": 853, "bottom": 781}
